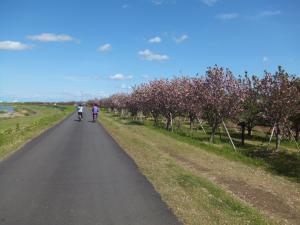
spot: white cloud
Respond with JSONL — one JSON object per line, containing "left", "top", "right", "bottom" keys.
{"left": 122, "top": 4, "right": 129, "bottom": 8}
{"left": 149, "top": 36, "right": 162, "bottom": 43}
{"left": 263, "top": 56, "right": 269, "bottom": 62}
{"left": 202, "top": 0, "right": 218, "bottom": 6}
{"left": 174, "top": 34, "right": 188, "bottom": 44}
{"left": 151, "top": 0, "right": 164, "bottom": 5}
{"left": 259, "top": 10, "right": 281, "bottom": 17}
{"left": 109, "top": 74, "right": 133, "bottom": 80}
{"left": 120, "top": 84, "right": 133, "bottom": 90}
{"left": 151, "top": 0, "right": 176, "bottom": 6}
{"left": 216, "top": 13, "right": 239, "bottom": 20}
{"left": 98, "top": 43, "right": 112, "bottom": 52}
{"left": 138, "top": 49, "right": 169, "bottom": 61}
{"left": 142, "top": 74, "right": 150, "bottom": 79}
{"left": 27, "top": 33, "right": 75, "bottom": 42}
{"left": 249, "top": 10, "right": 281, "bottom": 20}
{"left": 0, "top": 41, "right": 32, "bottom": 51}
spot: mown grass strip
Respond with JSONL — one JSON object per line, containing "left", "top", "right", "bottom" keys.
{"left": 100, "top": 113, "right": 275, "bottom": 225}
{"left": 107, "top": 112, "right": 300, "bottom": 182}
{"left": 149, "top": 124, "right": 300, "bottom": 182}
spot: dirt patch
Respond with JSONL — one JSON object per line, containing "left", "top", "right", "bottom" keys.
{"left": 216, "top": 177, "right": 300, "bottom": 224}
{"left": 0, "top": 112, "right": 23, "bottom": 118}
{"left": 164, "top": 148, "right": 211, "bottom": 173}
{"left": 164, "top": 149, "right": 300, "bottom": 224}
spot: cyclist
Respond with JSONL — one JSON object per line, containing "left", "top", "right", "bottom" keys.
{"left": 77, "top": 104, "right": 84, "bottom": 121}
{"left": 92, "top": 103, "right": 99, "bottom": 122}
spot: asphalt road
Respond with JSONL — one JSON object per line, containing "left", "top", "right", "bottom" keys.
{"left": 0, "top": 112, "right": 181, "bottom": 225}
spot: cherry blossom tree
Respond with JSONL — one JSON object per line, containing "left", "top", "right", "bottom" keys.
{"left": 202, "top": 66, "right": 246, "bottom": 143}
{"left": 101, "top": 93, "right": 129, "bottom": 115}
{"left": 290, "top": 78, "right": 300, "bottom": 141}
{"left": 177, "top": 77, "right": 204, "bottom": 129}
{"left": 240, "top": 72, "right": 261, "bottom": 136}
{"left": 257, "top": 66, "right": 300, "bottom": 150}
{"left": 138, "top": 79, "right": 181, "bottom": 130}
{"left": 140, "top": 81, "right": 163, "bottom": 125}
{"left": 98, "top": 65, "right": 299, "bottom": 150}
{"left": 237, "top": 72, "right": 262, "bottom": 145}
{"left": 160, "top": 78, "right": 186, "bottom": 130}
{"left": 125, "top": 91, "right": 139, "bottom": 118}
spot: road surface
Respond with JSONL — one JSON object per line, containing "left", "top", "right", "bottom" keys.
{"left": 0, "top": 113, "right": 181, "bottom": 225}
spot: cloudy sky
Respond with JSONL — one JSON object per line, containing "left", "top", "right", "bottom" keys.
{"left": 0, "top": 0, "right": 299, "bottom": 102}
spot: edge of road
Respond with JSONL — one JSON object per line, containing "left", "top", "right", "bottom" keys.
{"left": 95, "top": 117, "right": 183, "bottom": 225}
{"left": 0, "top": 112, "right": 75, "bottom": 164}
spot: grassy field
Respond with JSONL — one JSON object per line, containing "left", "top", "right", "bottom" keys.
{"left": 150, "top": 125, "right": 300, "bottom": 182}
{"left": 0, "top": 104, "right": 73, "bottom": 159}
{"left": 100, "top": 111, "right": 300, "bottom": 225}
{"left": 116, "top": 115, "right": 300, "bottom": 182}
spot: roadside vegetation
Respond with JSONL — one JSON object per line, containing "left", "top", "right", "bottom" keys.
{"left": 93, "top": 65, "right": 300, "bottom": 224}
{"left": 0, "top": 104, "right": 73, "bottom": 159}
{"left": 100, "top": 112, "right": 300, "bottom": 225}
{"left": 97, "top": 66, "right": 300, "bottom": 182}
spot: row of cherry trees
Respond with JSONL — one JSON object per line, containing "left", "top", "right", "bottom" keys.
{"left": 99, "top": 66, "right": 300, "bottom": 150}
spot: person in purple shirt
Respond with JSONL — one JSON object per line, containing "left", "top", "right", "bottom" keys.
{"left": 92, "top": 103, "right": 99, "bottom": 122}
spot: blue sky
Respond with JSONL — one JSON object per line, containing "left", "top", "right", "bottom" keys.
{"left": 0, "top": 0, "right": 299, "bottom": 102}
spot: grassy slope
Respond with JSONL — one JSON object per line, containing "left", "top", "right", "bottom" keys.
{"left": 100, "top": 113, "right": 280, "bottom": 225}
{"left": 0, "top": 104, "right": 73, "bottom": 159}
{"left": 142, "top": 119, "right": 300, "bottom": 182}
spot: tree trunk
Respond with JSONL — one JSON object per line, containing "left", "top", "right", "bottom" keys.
{"left": 166, "top": 117, "right": 171, "bottom": 130}
{"left": 295, "top": 126, "right": 299, "bottom": 141}
{"left": 177, "top": 116, "right": 181, "bottom": 129}
{"left": 170, "top": 113, "right": 173, "bottom": 132}
{"left": 210, "top": 124, "right": 218, "bottom": 143}
{"left": 189, "top": 114, "right": 194, "bottom": 130}
{"left": 153, "top": 116, "right": 159, "bottom": 126}
{"left": 275, "top": 124, "right": 281, "bottom": 151}
{"left": 241, "top": 123, "right": 245, "bottom": 145}
{"left": 247, "top": 125, "right": 252, "bottom": 136}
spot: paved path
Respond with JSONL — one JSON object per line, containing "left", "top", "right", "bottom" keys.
{"left": 0, "top": 113, "right": 181, "bottom": 225}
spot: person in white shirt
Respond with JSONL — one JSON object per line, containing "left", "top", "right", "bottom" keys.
{"left": 77, "top": 104, "right": 84, "bottom": 120}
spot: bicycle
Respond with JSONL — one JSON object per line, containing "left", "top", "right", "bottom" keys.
{"left": 92, "top": 113, "right": 98, "bottom": 122}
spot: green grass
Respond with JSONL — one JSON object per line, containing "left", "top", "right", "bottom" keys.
{"left": 152, "top": 125, "right": 300, "bottom": 181}
{"left": 100, "top": 112, "right": 275, "bottom": 225}
{"left": 106, "top": 111, "right": 300, "bottom": 182}
{"left": 0, "top": 104, "right": 73, "bottom": 159}
{"left": 174, "top": 172, "right": 267, "bottom": 224}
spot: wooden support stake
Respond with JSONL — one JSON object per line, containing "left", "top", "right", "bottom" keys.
{"left": 222, "top": 120, "right": 236, "bottom": 151}
{"left": 197, "top": 117, "right": 207, "bottom": 134}
{"left": 267, "top": 123, "right": 276, "bottom": 151}
{"left": 170, "top": 113, "right": 173, "bottom": 132}
{"left": 294, "top": 138, "right": 300, "bottom": 152}
{"left": 289, "top": 129, "right": 300, "bottom": 152}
